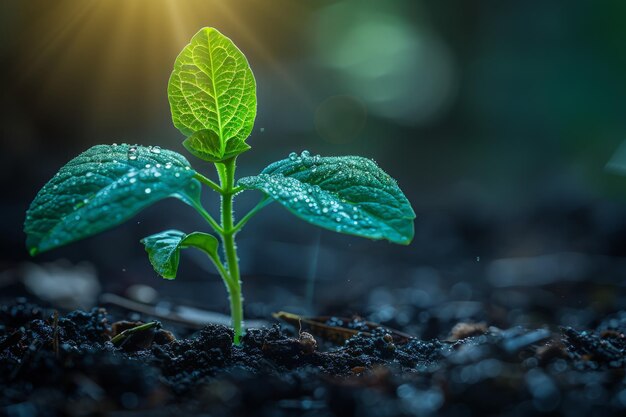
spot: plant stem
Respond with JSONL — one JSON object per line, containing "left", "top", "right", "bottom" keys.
{"left": 191, "top": 201, "right": 223, "bottom": 234}
{"left": 218, "top": 157, "right": 244, "bottom": 344}
{"left": 194, "top": 172, "right": 223, "bottom": 194}
{"left": 232, "top": 196, "right": 272, "bottom": 234}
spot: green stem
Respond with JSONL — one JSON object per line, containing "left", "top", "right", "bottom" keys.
{"left": 225, "top": 278, "right": 243, "bottom": 344}
{"left": 191, "top": 201, "right": 223, "bottom": 234}
{"left": 194, "top": 172, "right": 223, "bottom": 194}
{"left": 232, "top": 196, "right": 272, "bottom": 234}
{"left": 218, "top": 157, "right": 244, "bottom": 344}
{"left": 202, "top": 248, "right": 229, "bottom": 280}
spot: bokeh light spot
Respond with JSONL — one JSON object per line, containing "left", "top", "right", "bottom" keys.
{"left": 314, "top": 1, "right": 457, "bottom": 126}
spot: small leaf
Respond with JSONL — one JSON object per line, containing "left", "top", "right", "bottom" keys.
{"left": 141, "top": 230, "right": 219, "bottom": 279}
{"left": 238, "top": 151, "right": 415, "bottom": 244}
{"left": 24, "top": 144, "right": 200, "bottom": 255}
{"left": 183, "top": 129, "right": 251, "bottom": 162}
{"left": 168, "top": 27, "right": 256, "bottom": 160}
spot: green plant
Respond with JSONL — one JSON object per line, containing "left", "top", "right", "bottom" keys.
{"left": 23, "top": 28, "right": 415, "bottom": 344}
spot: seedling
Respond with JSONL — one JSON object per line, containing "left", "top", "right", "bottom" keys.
{"left": 24, "top": 28, "right": 415, "bottom": 344}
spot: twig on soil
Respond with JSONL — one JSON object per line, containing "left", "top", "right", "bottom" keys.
{"left": 51, "top": 310, "right": 59, "bottom": 359}
{"left": 111, "top": 321, "right": 159, "bottom": 346}
{"left": 100, "top": 293, "right": 268, "bottom": 329}
{"left": 273, "top": 311, "right": 415, "bottom": 344}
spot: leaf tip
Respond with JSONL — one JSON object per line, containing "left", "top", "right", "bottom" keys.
{"left": 397, "top": 224, "right": 415, "bottom": 246}
{"left": 28, "top": 247, "right": 39, "bottom": 257}
{"left": 160, "top": 274, "right": 177, "bottom": 281}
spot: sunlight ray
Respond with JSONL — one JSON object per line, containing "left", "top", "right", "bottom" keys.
{"left": 212, "top": 0, "right": 314, "bottom": 108}
{"left": 16, "top": 0, "right": 96, "bottom": 82}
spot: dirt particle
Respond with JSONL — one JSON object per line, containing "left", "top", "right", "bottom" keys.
{"left": 298, "top": 331, "right": 317, "bottom": 355}
{"left": 449, "top": 322, "right": 488, "bottom": 340}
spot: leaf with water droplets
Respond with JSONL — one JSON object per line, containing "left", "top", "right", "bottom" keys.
{"left": 141, "top": 230, "right": 219, "bottom": 279}
{"left": 168, "top": 27, "right": 256, "bottom": 160}
{"left": 183, "top": 129, "right": 251, "bottom": 162}
{"left": 24, "top": 144, "right": 201, "bottom": 255}
{"left": 238, "top": 151, "right": 415, "bottom": 244}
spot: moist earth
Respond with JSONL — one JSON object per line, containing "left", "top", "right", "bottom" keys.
{"left": 1, "top": 300, "right": 625, "bottom": 417}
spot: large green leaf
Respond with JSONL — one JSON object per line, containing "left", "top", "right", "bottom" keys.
{"left": 25, "top": 144, "right": 201, "bottom": 255}
{"left": 183, "top": 129, "right": 251, "bottom": 163}
{"left": 141, "top": 230, "right": 219, "bottom": 279}
{"left": 238, "top": 151, "right": 415, "bottom": 244}
{"left": 168, "top": 27, "right": 256, "bottom": 161}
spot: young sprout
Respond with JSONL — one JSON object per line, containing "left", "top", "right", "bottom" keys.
{"left": 24, "top": 28, "right": 415, "bottom": 344}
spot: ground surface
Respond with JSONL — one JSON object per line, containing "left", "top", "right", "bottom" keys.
{"left": 0, "top": 300, "right": 624, "bottom": 417}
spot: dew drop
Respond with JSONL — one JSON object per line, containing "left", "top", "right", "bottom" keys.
{"left": 164, "top": 162, "right": 172, "bottom": 169}
{"left": 289, "top": 152, "right": 298, "bottom": 161}
{"left": 144, "top": 188, "right": 152, "bottom": 194}
{"left": 301, "top": 150, "right": 310, "bottom": 158}
{"left": 150, "top": 146, "right": 161, "bottom": 154}
{"left": 129, "top": 178, "right": 136, "bottom": 184}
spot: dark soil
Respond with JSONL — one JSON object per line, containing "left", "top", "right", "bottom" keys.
{"left": 1, "top": 300, "right": 624, "bottom": 417}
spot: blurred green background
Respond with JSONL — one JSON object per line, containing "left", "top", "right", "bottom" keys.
{"left": 1, "top": 0, "right": 625, "bottom": 323}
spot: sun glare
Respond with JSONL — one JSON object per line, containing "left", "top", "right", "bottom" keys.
{"left": 10, "top": 0, "right": 309, "bottom": 129}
